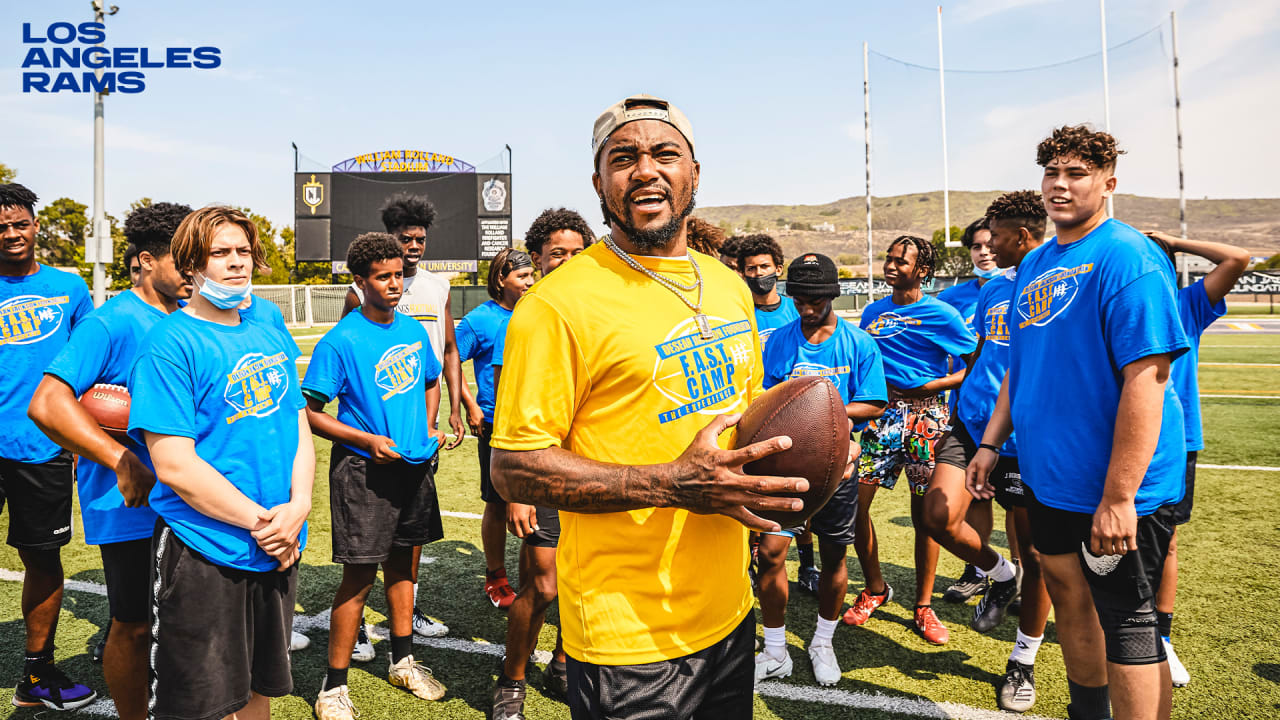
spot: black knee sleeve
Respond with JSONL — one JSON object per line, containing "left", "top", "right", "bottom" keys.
{"left": 1095, "top": 602, "right": 1166, "bottom": 665}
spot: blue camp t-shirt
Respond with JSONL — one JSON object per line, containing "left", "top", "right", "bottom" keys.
{"left": 937, "top": 279, "right": 982, "bottom": 332}
{"left": 1008, "top": 219, "right": 1190, "bottom": 515}
{"left": 127, "top": 310, "right": 307, "bottom": 572}
{"left": 0, "top": 265, "right": 93, "bottom": 463}
{"left": 1171, "top": 280, "right": 1226, "bottom": 451}
{"left": 860, "top": 294, "right": 976, "bottom": 390}
{"left": 762, "top": 318, "right": 888, "bottom": 431}
{"left": 955, "top": 271, "right": 1017, "bottom": 456}
{"left": 45, "top": 291, "right": 166, "bottom": 544}
{"left": 303, "top": 310, "right": 441, "bottom": 463}
{"left": 456, "top": 300, "right": 512, "bottom": 422}
{"left": 241, "top": 296, "right": 299, "bottom": 353}
{"left": 491, "top": 313, "right": 511, "bottom": 368}
{"left": 754, "top": 300, "right": 800, "bottom": 353}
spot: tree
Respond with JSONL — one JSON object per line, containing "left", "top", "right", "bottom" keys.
{"left": 930, "top": 225, "right": 971, "bottom": 277}
{"left": 1256, "top": 253, "right": 1279, "bottom": 270}
{"left": 0, "top": 163, "right": 16, "bottom": 184}
{"left": 36, "top": 198, "right": 89, "bottom": 269}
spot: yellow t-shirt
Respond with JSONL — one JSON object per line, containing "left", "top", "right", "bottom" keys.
{"left": 491, "top": 241, "right": 764, "bottom": 665}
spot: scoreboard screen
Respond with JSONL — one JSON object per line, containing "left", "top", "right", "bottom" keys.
{"left": 294, "top": 150, "right": 511, "bottom": 273}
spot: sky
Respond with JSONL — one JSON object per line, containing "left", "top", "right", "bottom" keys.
{"left": 2, "top": 0, "right": 1277, "bottom": 241}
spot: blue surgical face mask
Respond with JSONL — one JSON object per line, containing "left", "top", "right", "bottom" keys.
{"left": 973, "top": 264, "right": 1003, "bottom": 280}
{"left": 195, "top": 272, "right": 253, "bottom": 310}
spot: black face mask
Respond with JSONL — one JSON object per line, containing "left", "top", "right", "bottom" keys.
{"left": 745, "top": 273, "right": 777, "bottom": 296}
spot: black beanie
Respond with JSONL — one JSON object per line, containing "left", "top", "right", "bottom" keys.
{"left": 786, "top": 253, "right": 840, "bottom": 298}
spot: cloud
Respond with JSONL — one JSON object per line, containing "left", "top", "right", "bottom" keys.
{"left": 953, "top": 0, "right": 1059, "bottom": 24}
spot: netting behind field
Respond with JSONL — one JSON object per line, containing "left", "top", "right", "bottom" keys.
{"left": 866, "top": 23, "right": 1177, "bottom": 232}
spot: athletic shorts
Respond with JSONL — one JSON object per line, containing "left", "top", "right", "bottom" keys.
{"left": 1026, "top": 485, "right": 1174, "bottom": 647}
{"left": 149, "top": 522, "right": 297, "bottom": 720}
{"left": 0, "top": 451, "right": 75, "bottom": 550}
{"left": 330, "top": 443, "right": 444, "bottom": 565}
{"left": 773, "top": 476, "right": 858, "bottom": 545}
{"left": 524, "top": 506, "right": 561, "bottom": 548}
{"left": 478, "top": 420, "right": 503, "bottom": 503}
{"left": 933, "top": 422, "right": 1027, "bottom": 509}
{"left": 1168, "top": 451, "right": 1197, "bottom": 526}
{"left": 100, "top": 537, "right": 151, "bottom": 623}
{"left": 567, "top": 612, "right": 755, "bottom": 720}
{"left": 857, "top": 390, "right": 949, "bottom": 495}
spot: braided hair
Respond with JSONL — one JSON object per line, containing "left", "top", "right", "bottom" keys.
{"left": 887, "top": 234, "right": 936, "bottom": 283}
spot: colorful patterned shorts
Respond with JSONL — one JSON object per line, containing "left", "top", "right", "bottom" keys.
{"left": 857, "top": 390, "right": 950, "bottom": 495}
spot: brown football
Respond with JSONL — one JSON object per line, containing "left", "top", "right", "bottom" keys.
{"left": 79, "top": 383, "right": 130, "bottom": 442}
{"left": 734, "top": 375, "right": 849, "bottom": 527}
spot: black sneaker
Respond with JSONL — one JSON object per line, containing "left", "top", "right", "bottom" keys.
{"left": 796, "top": 565, "right": 821, "bottom": 596}
{"left": 943, "top": 564, "right": 988, "bottom": 603}
{"left": 544, "top": 658, "right": 568, "bottom": 700}
{"left": 972, "top": 574, "right": 1021, "bottom": 633}
{"left": 13, "top": 664, "right": 98, "bottom": 710}
{"left": 997, "top": 659, "right": 1036, "bottom": 713}
{"left": 492, "top": 673, "right": 527, "bottom": 720}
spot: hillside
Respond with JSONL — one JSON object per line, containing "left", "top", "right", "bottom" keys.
{"left": 694, "top": 191, "right": 1279, "bottom": 268}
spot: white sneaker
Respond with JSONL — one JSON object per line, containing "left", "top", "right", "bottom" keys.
{"left": 412, "top": 607, "right": 449, "bottom": 638}
{"left": 1164, "top": 638, "right": 1190, "bottom": 687}
{"left": 290, "top": 630, "right": 310, "bottom": 651}
{"left": 388, "top": 654, "right": 446, "bottom": 700}
{"left": 352, "top": 623, "right": 375, "bottom": 663}
{"left": 808, "top": 641, "right": 841, "bottom": 687}
{"left": 314, "top": 683, "right": 357, "bottom": 720}
{"left": 754, "top": 648, "right": 793, "bottom": 683}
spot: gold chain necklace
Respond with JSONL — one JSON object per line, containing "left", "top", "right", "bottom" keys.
{"left": 603, "top": 235, "right": 715, "bottom": 340}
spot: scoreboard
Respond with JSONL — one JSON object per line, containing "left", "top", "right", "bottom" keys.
{"left": 294, "top": 149, "right": 511, "bottom": 273}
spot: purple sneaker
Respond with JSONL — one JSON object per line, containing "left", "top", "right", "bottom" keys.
{"left": 13, "top": 664, "right": 98, "bottom": 710}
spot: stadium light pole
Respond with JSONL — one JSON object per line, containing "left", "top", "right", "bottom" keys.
{"left": 937, "top": 6, "right": 955, "bottom": 248}
{"left": 90, "top": 0, "right": 119, "bottom": 307}
{"left": 1170, "top": 11, "right": 1190, "bottom": 288}
{"left": 292, "top": 142, "right": 299, "bottom": 172}
{"left": 863, "top": 41, "right": 874, "bottom": 305}
{"left": 1099, "top": 0, "right": 1114, "bottom": 218}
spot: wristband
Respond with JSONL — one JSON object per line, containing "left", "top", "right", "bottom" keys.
{"left": 978, "top": 443, "right": 1000, "bottom": 453}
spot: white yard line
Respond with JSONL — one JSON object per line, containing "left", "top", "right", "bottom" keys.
{"left": 1200, "top": 394, "right": 1280, "bottom": 400}
{"left": 1200, "top": 362, "right": 1280, "bottom": 367}
{"left": 0, "top": 570, "right": 1042, "bottom": 719}
{"left": 1198, "top": 463, "right": 1280, "bottom": 472}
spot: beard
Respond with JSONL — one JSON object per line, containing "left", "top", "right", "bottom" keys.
{"left": 601, "top": 188, "right": 697, "bottom": 253}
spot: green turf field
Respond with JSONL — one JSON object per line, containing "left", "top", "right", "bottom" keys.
{"left": 0, "top": 328, "right": 1277, "bottom": 719}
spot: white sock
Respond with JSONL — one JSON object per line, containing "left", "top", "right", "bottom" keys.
{"left": 412, "top": 582, "right": 420, "bottom": 607}
{"left": 986, "top": 555, "right": 1016, "bottom": 583}
{"left": 1009, "top": 629, "right": 1043, "bottom": 666}
{"left": 972, "top": 565, "right": 987, "bottom": 579}
{"left": 812, "top": 616, "right": 838, "bottom": 646}
{"left": 763, "top": 625, "right": 787, "bottom": 660}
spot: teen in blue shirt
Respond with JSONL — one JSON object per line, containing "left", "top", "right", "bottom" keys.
{"left": 30, "top": 202, "right": 193, "bottom": 719}
{"left": 0, "top": 183, "right": 97, "bottom": 710}
{"left": 969, "top": 126, "right": 1189, "bottom": 720}
{"left": 1145, "top": 230, "right": 1250, "bottom": 688}
{"left": 754, "top": 253, "right": 886, "bottom": 688}
{"left": 456, "top": 248, "right": 534, "bottom": 611}
{"left": 737, "top": 233, "right": 800, "bottom": 351}
{"left": 924, "top": 192, "right": 1051, "bottom": 712}
{"left": 851, "top": 235, "right": 976, "bottom": 646}
{"left": 128, "top": 206, "right": 313, "bottom": 720}
{"left": 304, "top": 232, "right": 448, "bottom": 715}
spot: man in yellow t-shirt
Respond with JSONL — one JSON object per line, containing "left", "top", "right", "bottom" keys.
{"left": 489, "top": 95, "right": 808, "bottom": 720}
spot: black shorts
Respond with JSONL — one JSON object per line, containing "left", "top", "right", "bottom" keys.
{"left": 779, "top": 475, "right": 858, "bottom": 546}
{"left": 1168, "top": 451, "right": 1197, "bottom": 525}
{"left": 100, "top": 538, "right": 151, "bottom": 623}
{"left": 149, "top": 522, "right": 297, "bottom": 720}
{"left": 478, "top": 420, "right": 503, "bottom": 503}
{"left": 1026, "top": 485, "right": 1174, "bottom": 645}
{"left": 525, "top": 506, "right": 561, "bottom": 548}
{"left": 567, "top": 612, "right": 755, "bottom": 720}
{"left": 330, "top": 443, "right": 444, "bottom": 565}
{"left": 933, "top": 423, "right": 1026, "bottom": 510}
{"left": 0, "top": 451, "right": 75, "bottom": 550}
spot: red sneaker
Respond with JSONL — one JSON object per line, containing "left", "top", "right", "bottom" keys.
{"left": 842, "top": 584, "right": 893, "bottom": 625}
{"left": 914, "top": 605, "right": 950, "bottom": 645}
{"left": 485, "top": 569, "right": 516, "bottom": 610}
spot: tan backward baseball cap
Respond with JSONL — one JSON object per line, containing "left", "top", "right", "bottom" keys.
{"left": 592, "top": 94, "right": 695, "bottom": 160}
